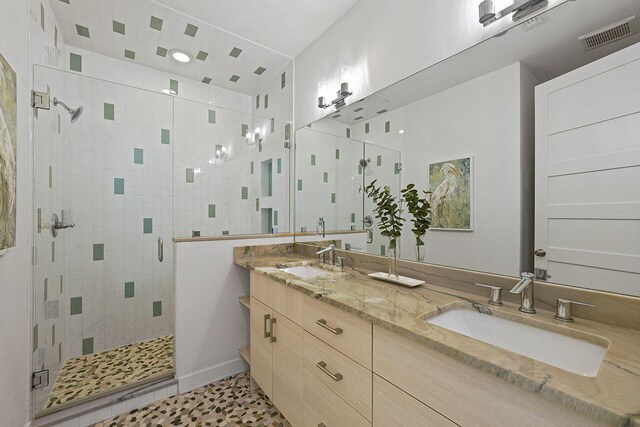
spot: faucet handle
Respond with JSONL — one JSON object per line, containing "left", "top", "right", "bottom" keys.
{"left": 520, "top": 272, "right": 536, "bottom": 280}
{"left": 555, "top": 298, "right": 594, "bottom": 322}
{"left": 472, "top": 283, "right": 503, "bottom": 306}
{"left": 337, "top": 256, "right": 347, "bottom": 270}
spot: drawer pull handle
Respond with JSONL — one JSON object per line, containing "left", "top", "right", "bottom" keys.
{"left": 316, "top": 361, "right": 343, "bottom": 382}
{"left": 270, "top": 317, "right": 277, "bottom": 343}
{"left": 316, "top": 319, "right": 343, "bottom": 335}
{"left": 263, "top": 314, "right": 271, "bottom": 339}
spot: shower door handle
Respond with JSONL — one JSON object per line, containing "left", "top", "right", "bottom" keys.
{"left": 158, "top": 238, "right": 164, "bottom": 262}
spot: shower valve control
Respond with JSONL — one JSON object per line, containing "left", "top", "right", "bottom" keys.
{"left": 51, "top": 212, "right": 75, "bottom": 237}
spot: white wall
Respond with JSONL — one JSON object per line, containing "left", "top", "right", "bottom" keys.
{"left": 0, "top": 0, "right": 31, "bottom": 425}
{"left": 294, "top": 0, "right": 567, "bottom": 129}
{"left": 174, "top": 236, "right": 293, "bottom": 393}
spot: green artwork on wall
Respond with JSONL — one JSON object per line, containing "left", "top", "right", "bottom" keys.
{"left": 428, "top": 157, "right": 473, "bottom": 230}
{"left": 0, "top": 53, "right": 17, "bottom": 250}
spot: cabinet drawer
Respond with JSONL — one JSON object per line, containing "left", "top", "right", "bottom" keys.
{"left": 304, "top": 332, "right": 372, "bottom": 421}
{"left": 303, "top": 368, "right": 370, "bottom": 427}
{"left": 303, "top": 296, "right": 372, "bottom": 369}
{"left": 373, "top": 374, "right": 457, "bottom": 426}
{"left": 273, "top": 279, "right": 304, "bottom": 326}
{"left": 250, "top": 271, "right": 274, "bottom": 307}
{"left": 373, "top": 325, "right": 606, "bottom": 427}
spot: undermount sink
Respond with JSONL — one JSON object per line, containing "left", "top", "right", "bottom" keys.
{"left": 426, "top": 308, "right": 607, "bottom": 377}
{"left": 280, "top": 265, "right": 330, "bottom": 279}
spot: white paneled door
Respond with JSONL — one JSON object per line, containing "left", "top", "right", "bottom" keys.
{"left": 535, "top": 42, "right": 640, "bottom": 296}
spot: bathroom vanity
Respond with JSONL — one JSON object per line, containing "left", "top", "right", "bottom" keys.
{"left": 235, "top": 243, "right": 640, "bottom": 427}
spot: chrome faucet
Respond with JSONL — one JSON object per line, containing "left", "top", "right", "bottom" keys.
{"left": 510, "top": 272, "right": 536, "bottom": 314}
{"left": 316, "top": 244, "right": 335, "bottom": 265}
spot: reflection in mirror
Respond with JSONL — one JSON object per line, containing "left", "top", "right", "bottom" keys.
{"left": 294, "top": 0, "right": 640, "bottom": 295}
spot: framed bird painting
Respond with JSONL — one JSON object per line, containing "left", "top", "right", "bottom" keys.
{"left": 428, "top": 157, "right": 473, "bottom": 231}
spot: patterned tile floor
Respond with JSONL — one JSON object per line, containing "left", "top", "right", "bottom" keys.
{"left": 94, "top": 371, "right": 290, "bottom": 427}
{"left": 44, "top": 335, "right": 174, "bottom": 412}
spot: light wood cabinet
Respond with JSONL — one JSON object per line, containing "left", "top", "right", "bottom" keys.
{"left": 250, "top": 273, "right": 304, "bottom": 426}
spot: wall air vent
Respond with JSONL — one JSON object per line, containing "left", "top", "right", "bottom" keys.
{"left": 578, "top": 15, "right": 639, "bottom": 51}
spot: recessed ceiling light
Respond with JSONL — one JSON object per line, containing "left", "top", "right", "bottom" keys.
{"left": 169, "top": 49, "right": 192, "bottom": 63}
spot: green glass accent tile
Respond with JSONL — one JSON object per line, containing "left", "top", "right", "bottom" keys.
{"left": 395, "top": 162, "right": 400, "bottom": 175}
{"left": 358, "top": 165, "right": 363, "bottom": 175}
{"left": 335, "top": 149, "right": 340, "bottom": 159}
{"left": 385, "top": 121, "right": 391, "bottom": 133}
{"left": 311, "top": 154, "right": 316, "bottom": 166}
{"left": 51, "top": 241, "right": 55, "bottom": 262}
{"left": 124, "top": 282, "right": 135, "bottom": 298}
{"left": 285, "top": 123, "right": 291, "bottom": 142}
{"left": 264, "top": 94, "right": 269, "bottom": 109}
{"left": 40, "top": 3, "right": 44, "bottom": 31}
{"left": 70, "top": 296, "right": 82, "bottom": 315}
{"left": 82, "top": 337, "right": 94, "bottom": 355}
{"left": 241, "top": 187, "right": 248, "bottom": 200}
{"left": 51, "top": 324, "right": 55, "bottom": 346}
{"left": 277, "top": 158, "right": 282, "bottom": 174}
{"left": 161, "top": 128, "right": 170, "bottom": 144}
{"left": 250, "top": 161, "right": 254, "bottom": 174}
{"left": 208, "top": 204, "right": 216, "bottom": 218}
{"left": 380, "top": 245, "right": 386, "bottom": 256}
{"left": 59, "top": 0, "right": 70, "bottom": 4}
{"left": 196, "top": 50, "right": 208, "bottom": 61}
{"left": 113, "top": 20, "right": 125, "bottom": 35}
{"left": 256, "top": 198, "right": 260, "bottom": 211}
{"left": 156, "top": 46, "right": 168, "bottom": 57}
{"left": 208, "top": 110, "right": 216, "bottom": 124}
{"left": 48, "top": 165, "right": 52, "bottom": 188}
{"left": 104, "top": 103, "right": 114, "bottom": 120}
{"left": 351, "top": 213, "right": 356, "bottom": 223}
{"left": 259, "top": 141, "right": 263, "bottom": 153}
{"left": 365, "top": 123, "right": 370, "bottom": 134}
{"left": 153, "top": 301, "right": 162, "bottom": 317}
{"left": 346, "top": 128, "right": 351, "bottom": 138}
{"left": 143, "top": 218, "right": 153, "bottom": 234}
{"left": 229, "top": 47, "right": 242, "bottom": 58}
{"left": 281, "top": 72, "right": 286, "bottom": 89}
{"left": 75, "top": 24, "right": 90, "bottom": 38}
{"left": 377, "top": 155, "right": 382, "bottom": 166}
{"left": 254, "top": 66, "right": 266, "bottom": 75}
{"left": 229, "top": 74, "right": 240, "bottom": 83}
{"left": 267, "top": 162, "right": 273, "bottom": 196}
{"left": 150, "top": 16, "right": 163, "bottom": 31}
{"left": 134, "top": 148, "right": 143, "bottom": 164}
{"left": 274, "top": 211, "right": 279, "bottom": 226}
{"left": 222, "top": 230, "right": 229, "bottom": 236}
{"left": 60, "top": 275, "right": 63, "bottom": 293}
{"left": 33, "top": 324, "right": 38, "bottom": 353}
{"left": 241, "top": 124, "right": 248, "bottom": 137}
{"left": 186, "top": 168, "right": 194, "bottom": 183}
{"left": 37, "top": 208, "right": 42, "bottom": 233}
{"left": 297, "top": 180, "right": 302, "bottom": 191}
{"left": 331, "top": 193, "right": 336, "bottom": 204}
{"left": 256, "top": 95, "right": 260, "bottom": 109}
{"left": 169, "top": 79, "right": 178, "bottom": 95}
{"left": 323, "top": 172, "right": 328, "bottom": 183}
{"left": 44, "top": 278, "right": 48, "bottom": 302}
{"left": 184, "top": 23, "right": 198, "bottom": 37}
{"left": 93, "top": 244, "right": 104, "bottom": 261}
{"left": 70, "top": 52, "right": 82, "bottom": 72}
{"left": 270, "top": 118, "right": 275, "bottom": 133}
{"left": 124, "top": 49, "right": 135, "bottom": 60}
{"left": 114, "top": 178, "right": 124, "bottom": 194}
{"left": 202, "top": 77, "right": 212, "bottom": 84}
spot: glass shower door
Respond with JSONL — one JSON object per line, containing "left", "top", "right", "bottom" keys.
{"left": 32, "top": 66, "right": 174, "bottom": 416}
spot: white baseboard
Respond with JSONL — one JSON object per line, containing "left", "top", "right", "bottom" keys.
{"left": 178, "top": 357, "right": 249, "bottom": 394}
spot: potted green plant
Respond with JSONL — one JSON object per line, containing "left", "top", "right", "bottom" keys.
{"left": 401, "top": 184, "right": 432, "bottom": 262}
{"left": 363, "top": 180, "right": 404, "bottom": 278}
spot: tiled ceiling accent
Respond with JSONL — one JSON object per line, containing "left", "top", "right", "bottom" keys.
{"left": 50, "top": 0, "right": 291, "bottom": 95}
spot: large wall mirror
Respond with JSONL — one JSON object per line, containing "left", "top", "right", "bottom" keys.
{"left": 294, "top": 0, "right": 640, "bottom": 296}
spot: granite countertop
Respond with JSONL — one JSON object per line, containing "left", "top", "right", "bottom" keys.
{"left": 234, "top": 250, "right": 640, "bottom": 427}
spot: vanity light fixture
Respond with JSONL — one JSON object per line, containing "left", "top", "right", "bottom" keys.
{"left": 318, "top": 82, "right": 353, "bottom": 110}
{"left": 169, "top": 49, "right": 193, "bottom": 63}
{"left": 478, "top": 0, "right": 548, "bottom": 26}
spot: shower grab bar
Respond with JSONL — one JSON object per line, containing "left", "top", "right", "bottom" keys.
{"left": 158, "top": 238, "right": 163, "bottom": 262}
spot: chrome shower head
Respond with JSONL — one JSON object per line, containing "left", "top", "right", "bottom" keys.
{"left": 53, "top": 97, "right": 83, "bottom": 123}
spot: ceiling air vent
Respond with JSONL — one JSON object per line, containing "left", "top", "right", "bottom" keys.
{"left": 578, "top": 15, "right": 640, "bottom": 51}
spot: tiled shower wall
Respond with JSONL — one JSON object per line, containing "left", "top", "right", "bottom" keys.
{"left": 29, "top": 0, "right": 292, "bottom": 413}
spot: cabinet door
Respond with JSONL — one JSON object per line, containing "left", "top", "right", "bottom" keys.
{"left": 250, "top": 297, "right": 273, "bottom": 397}
{"left": 272, "top": 314, "right": 304, "bottom": 426}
